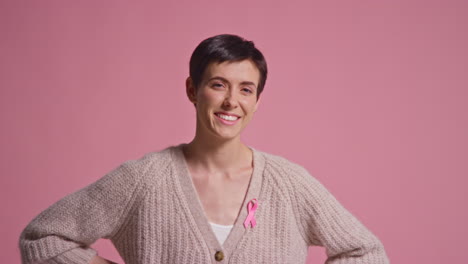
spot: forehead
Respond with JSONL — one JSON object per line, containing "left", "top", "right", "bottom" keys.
{"left": 203, "top": 59, "right": 260, "bottom": 86}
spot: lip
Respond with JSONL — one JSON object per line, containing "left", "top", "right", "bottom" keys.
{"left": 214, "top": 112, "right": 241, "bottom": 125}
{"left": 214, "top": 111, "right": 241, "bottom": 118}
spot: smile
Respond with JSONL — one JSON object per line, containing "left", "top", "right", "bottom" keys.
{"left": 214, "top": 112, "right": 241, "bottom": 125}
{"left": 215, "top": 113, "right": 239, "bottom": 121}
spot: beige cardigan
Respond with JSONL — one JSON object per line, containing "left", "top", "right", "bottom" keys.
{"left": 19, "top": 144, "right": 389, "bottom": 263}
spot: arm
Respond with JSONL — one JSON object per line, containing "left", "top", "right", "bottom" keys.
{"left": 289, "top": 164, "right": 390, "bottom": 263}
{"left": 19, "top": 160, "right": 143, "bottom": 264}
{"left": 90, "top": 256, "right": 118, "bottom": 264}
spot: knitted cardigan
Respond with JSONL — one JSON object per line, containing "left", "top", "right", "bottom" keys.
{"left": 19, "top": 144, "right": 390, "bottom": 264}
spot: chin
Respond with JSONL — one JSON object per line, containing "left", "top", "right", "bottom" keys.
{"left": 211, "top": 130, "right": 242, "bottom": 141}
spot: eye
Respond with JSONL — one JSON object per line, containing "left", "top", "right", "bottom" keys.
{"left": 242, "top": 87, "right": 253, "bottom": 94}
{"left": 211, "top": 82, "right": 224, "bottom": 88}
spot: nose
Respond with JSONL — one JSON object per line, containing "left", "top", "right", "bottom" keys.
{"left": 223, "top": 88, "right": 238, "bottom": 109}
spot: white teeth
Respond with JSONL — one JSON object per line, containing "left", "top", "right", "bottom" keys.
{"left": 217, "top": 114, "right": 239, "bottom": 121}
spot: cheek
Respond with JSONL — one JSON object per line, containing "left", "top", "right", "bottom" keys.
{"left": 241, "top": 98, "right": 258, "bottom": 113}
{"left": 199, "top": 89, "right": 223, "bottom": 105}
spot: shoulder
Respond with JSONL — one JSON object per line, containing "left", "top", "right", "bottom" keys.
{"left": 257, "top": 149, "right": 340, "bottom": 215}
{"left": 103, "top": 145, "right": 177, "bottom": 190}
{"left": 256, "top": 149, "right": 311, "bottom": 179}
{"left": 255, "top": 149, "right": 331, "bottom": 198}
{"left": 126, "top": 145, "right": 174, "bottom": 172}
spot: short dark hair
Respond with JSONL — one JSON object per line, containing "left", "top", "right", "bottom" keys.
{"left": 189, "top": 34, "right": 268, "bottom": 98}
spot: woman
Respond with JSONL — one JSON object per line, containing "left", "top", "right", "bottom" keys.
{"left": 19, "top": 34, "right": 389, "bottom": 263}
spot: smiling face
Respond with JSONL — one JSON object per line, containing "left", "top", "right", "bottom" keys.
{"left": 186, "top": 59, "right": 261, "bottom": 142}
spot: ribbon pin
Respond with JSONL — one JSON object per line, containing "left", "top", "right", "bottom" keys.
{"left": 243, "top": 198, "right": 258, "bottom": 229}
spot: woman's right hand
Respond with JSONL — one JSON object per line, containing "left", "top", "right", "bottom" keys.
{"left": 90, "top": 255, "right": 118, "bottom": 264}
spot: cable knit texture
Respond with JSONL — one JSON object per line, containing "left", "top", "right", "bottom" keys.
{"left": 19, "top": 144, "right": 390, "bottom": 264}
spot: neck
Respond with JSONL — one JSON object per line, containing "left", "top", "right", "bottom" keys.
{"left": 183, "top": 136, "right": 251, "bottom": 174}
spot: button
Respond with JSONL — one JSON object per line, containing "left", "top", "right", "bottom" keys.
{"left": 214, "top": 250, "right": 224, "bottom": 261}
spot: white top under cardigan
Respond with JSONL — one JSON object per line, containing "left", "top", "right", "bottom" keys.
{"left": 209, "top": 222, "right": 233, "bottom": 245}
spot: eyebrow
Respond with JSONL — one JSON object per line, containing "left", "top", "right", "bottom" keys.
{"left": 207, "top": 76, "right": 257, "bottom": 89}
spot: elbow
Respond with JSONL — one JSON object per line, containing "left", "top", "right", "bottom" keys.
{"left": 362, "top": 239, "right": 390, "bottom": 263}
{"left": 326, "top": 238, "right": 390, "bottom": 263}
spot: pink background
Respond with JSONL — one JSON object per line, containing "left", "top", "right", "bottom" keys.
{"left": 1, "top": 1, "right": 467, "bottom": 263}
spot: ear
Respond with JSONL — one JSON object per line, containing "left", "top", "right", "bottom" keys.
{"left": 254, "top": 96, "right": 261, "bottom": 113}
{"left": 186, "top": 77, "right": 197, "bottom": 105}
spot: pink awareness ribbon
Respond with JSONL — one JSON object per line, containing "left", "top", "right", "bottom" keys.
{"left": 243, "top": 198, "right": 258, "bottom": 229}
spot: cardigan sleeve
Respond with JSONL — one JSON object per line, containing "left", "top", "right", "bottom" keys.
{"left": 19, "top": 160, "right": 143, "bottom": 264}
{"left": 289, "top": 163, "right": 390, "bottom": 264}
